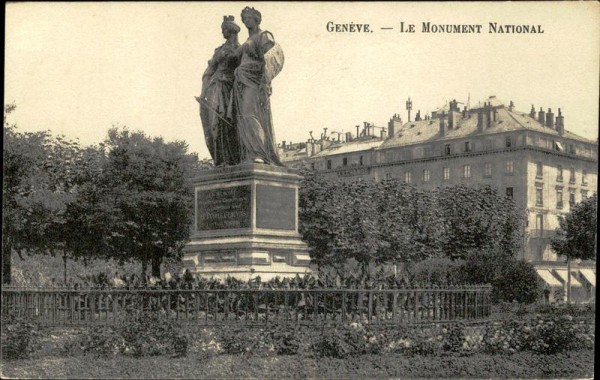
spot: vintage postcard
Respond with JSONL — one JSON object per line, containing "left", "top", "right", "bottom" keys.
{"left": 3, "top": 2, "right": 598, "bottom": 379}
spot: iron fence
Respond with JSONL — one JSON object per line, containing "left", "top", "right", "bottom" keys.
{"left": 1, "top": 286, "right": 492, "bottom": 326}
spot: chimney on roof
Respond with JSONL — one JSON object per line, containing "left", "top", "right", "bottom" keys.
{"left": 439, "top": 111, "right": 446, "bottom": 136}
{"left": 282, "top": 141, "right": 286, "bottom": 150}
{"left": 362, "top": 121, "right": 370, "bottom": 137}
{"left": 556, "top": 108, "right": 564, "bottom": 136}
{"left": 449, "top": 99, "right": 459, "bottom": 112}
{"left": 415, "top": 110, "right": 422, "bottom": 121}
{"left": 346, "top": 131, "right": 353, "bottom": 142}
{"left": 546, "top": 108, "right": 554, "bottom": 128}
{"left": 462, "top": 106, "right": 467, "bottom": 118}
{"left": 493, "top": 107, "right": 497, "bottom": 122}
{"left": 477, "top": 107, "right": 484, "bottom": 132}
{"left": 509, "top": 101, "right": 514, "bottom": 112}
{"left": 449, "top": 110, "right": 455, "bottom": 129}
{"left": 356, "top": 125, "right": 360, "bottom": 138}
{"left": 530, "top": 105, "right": 536, "bottom": 119}
{"left": 486, "top": 102, "right": 492, "bottom": 128}
{"left": 538, "top": 107, "right": 545, "bottom": 125}
{"left": 380, "top": 129, "right": 386, "bottom": 139}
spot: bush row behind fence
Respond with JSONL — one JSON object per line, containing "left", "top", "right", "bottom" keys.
{"left": 2, "top": 287, "right": 492, "bottom": 326}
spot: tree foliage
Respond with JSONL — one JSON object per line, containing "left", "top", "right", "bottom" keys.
{"left": 90, "top": 127, "right": 199, "bottom": 277}
{"left": 3, "top": 107, "right": 199, "bottom": 283}
{"left": 3, "top": 104, "right": 100, "bottom": 283}
{"left": 550, "top": 193, "right": 597, "bottom": 261}
{"left": 298, "top": 170, "right": 525, "bottom": 269}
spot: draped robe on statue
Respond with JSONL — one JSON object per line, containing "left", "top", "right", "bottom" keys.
{"left": 200, "top": 40, "right": 241, "bottom": 166}
{"left": 229, "top": 31, "right": 284, "bottom": 165}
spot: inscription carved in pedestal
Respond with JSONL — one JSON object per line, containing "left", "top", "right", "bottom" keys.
{"left": 196, "top": 185, "right": 251, "bottom": 231}
{"left": 256, "top": 184, "right": 295, "bottom": 230}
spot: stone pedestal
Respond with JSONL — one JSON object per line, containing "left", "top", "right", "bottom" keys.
{"left": 182, "top": 163, "right": 311, "bottom": 281}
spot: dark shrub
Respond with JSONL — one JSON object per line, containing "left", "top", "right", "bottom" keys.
{"left": 1, "top": 313, "right": 40, "bottom": 360}
{"left": 310, "top": 324, "right": 366, "bottom": 358}
{"left": 217, "top": 327, "right": 273, "bottom": 355}
{"left": 66, "top": 312, "right": 188, "bottom": 358}
{"left": 269, "top": 324, "right": 302, "bottom": 355}
{"left": 116, "top": 312, "right": 187, "bottom": 357}
{"left": 409, "top": 258, "right": 463, "bottom": 286}
{"left": 66, "top": 325, "right": 125, "bottom": 357}
{"left": 456, "top": 251, "right": 541, "bottom": 304}
{"left": 442, "top": 322, "right": 465, "bottom": 352}
{"left": 492, "top": 260, "right": 542, "bottom": 304}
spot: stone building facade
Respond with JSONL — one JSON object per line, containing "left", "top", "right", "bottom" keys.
{"left": 278, "top": 96, "right": 597, "bottom": 300}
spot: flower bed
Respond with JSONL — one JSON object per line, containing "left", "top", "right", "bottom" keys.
{"left": 1, "top": 306, "right": 594, "bottom": 362}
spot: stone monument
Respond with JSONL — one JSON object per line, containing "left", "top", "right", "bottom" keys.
{"left": 184, "top": 8, "right": 311, "bottom": 280}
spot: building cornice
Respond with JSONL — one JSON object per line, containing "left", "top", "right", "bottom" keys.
{"left": 318, "top": 145, "right": 597, "bottom": 174}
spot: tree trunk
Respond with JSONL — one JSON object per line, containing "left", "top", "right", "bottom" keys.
{"left": 141, "top": 260, "right": 148, "bottom": 284}
{"left": 566, "top": 258, "right": 571, "bottom": 303}
{"left": 151, "top": 256, "right": 162, "bottom": 278}
{"left": 63, "top": 253, "right": 68, "bottom": 284}
{"left": 2, "top": 239, "right": 11, "bottom": 285}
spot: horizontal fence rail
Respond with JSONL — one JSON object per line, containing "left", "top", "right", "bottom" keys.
{"left": 1, "top": 287, "right": 492, "bottom": 327}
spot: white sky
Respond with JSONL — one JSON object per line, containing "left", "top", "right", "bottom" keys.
{"left": 5, "top": 2, "right": 599, "bottom": 159}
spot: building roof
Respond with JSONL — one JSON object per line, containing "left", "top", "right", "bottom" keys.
{"left": 380, "top": 100, "right": 592, "bottom": 150}
{"left": 279, "top": 146, "right": 307, "bottom": 161}
{"left": 311, "top": 137, "right": 383, "bottom": 158}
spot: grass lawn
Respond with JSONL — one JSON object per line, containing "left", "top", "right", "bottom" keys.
{"left": 1, "top": 350, "right": 594, "bottom": 379}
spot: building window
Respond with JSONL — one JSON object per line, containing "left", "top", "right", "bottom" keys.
{"left": 506, "top": 187, "right": 513, "bottom": 199}
{"left": 443, "top": 167, "right": 450, "bottom": 181}
{"left": 582, "top": 190, "right": 588, "bottom": 200}
{"left": 536, "top": 162, "right": 543, "bottom": 178}
{"left": 582, "top": 170, "right": 587, "bottom": 185}
{"left": 557, "top": 165, "right": 563, "bottom": 182}
{"left": 505, "top": 136, "right": 512, "bottom": 148}
{"left": 505, "top": 160, "right": 514, "bottom": 174}
{"left": 569, "top": 167, "right": 575, "bottom": 183}
{"left": 342, "top": 157, "right": 348, "bottom": 166}
{"left": 463, "top": 165, "right": 471, "bottom": 179}
{"left": 484, "top": 139, "right": 493, "bottom": 150}
{"left": 568, "top": 144, "right": 576, "bottom": 154}
{"left": 535, "top": 187, "right": 543, "bottom": 206}
{"left": 444, "top": 144, "right": 451, "bottom": 156}
{"left": 556, "top": 189, "right": 563, "bottom": 209}
{"left": 359, "top": 155, "right": 363, "bottom": 166}
{"left": 326, "top": 160, "right": 331, "bottom": 170}
{"left": 536, "top": 214, "right": 544, "bottom": 235}
{"left": 569, "top": 191, "right": 576, "bottom": 207}
{"left": 404, "top": 171, "right": 412, "bottom": 184}
{"left": 422, "top": 169, "right": 430, "bottom": 182}
{"left": 464, "top": 141, "right": 472, "bottom": 152}
{"left": 484, "top": 163, "right": 492, "bottom": 177}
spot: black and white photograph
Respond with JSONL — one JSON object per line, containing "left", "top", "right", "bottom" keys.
{"left": 2, "top": 2, "right": 598, "bottom": 378}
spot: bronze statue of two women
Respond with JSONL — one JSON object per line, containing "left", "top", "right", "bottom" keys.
{"left": 197, "top": 7, "right": 284, "bottom": 166}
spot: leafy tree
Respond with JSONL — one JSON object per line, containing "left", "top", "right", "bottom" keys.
{"left": 550, "top": 193, "right": 597, "bottom": 261}
{"left": 436, "top": 185, "right": 525, "bottom": 259}
{"left": 298, "top": 171, "right": 526, "bottom": 274}
{"left": 94, "top": 127, "right": 198, "bottom": 278}
{"left": 3, "top": 104, "right": 97, "bottom": 283}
